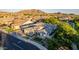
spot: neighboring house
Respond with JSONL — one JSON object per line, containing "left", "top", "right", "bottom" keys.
{"left": 44, "top": 23, "right": 57, "bottom": 35}
{"left": 20, "top": 21, "right": 57, "bottom": 38}
{"left": 21, "top": 22, "right": 44, "bottom": 34}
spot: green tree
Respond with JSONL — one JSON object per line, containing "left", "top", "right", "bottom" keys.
{"left": 43, "top": 17, "right": 60, "bottom": 24}
{"left": 44, "top": 17, "right": 79, "bottom": 49}
{"left": 4, "top": 27, "right": 14, "bottom": 33}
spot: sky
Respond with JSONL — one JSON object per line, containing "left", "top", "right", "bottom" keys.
{"left": 41, "top": 9, "right": 79, "bottom": 15}
{"left": 0, "top": 9, "right": 79, "bottom": 15}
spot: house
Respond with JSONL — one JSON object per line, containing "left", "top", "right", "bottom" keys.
{"left": 44, "top": 23, "right": 57, "bottom": 35}
{"left": 20, "top": 21, "right": 57, "bottom": 38}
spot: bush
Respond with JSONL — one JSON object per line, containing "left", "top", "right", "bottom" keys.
{"left": 43, "top": 17, "right": 60, "bottom": 24}
{"left": 4, "top": 27, "right": 14, "bottom": 33}
{"left": 43, "top": 17, "right": 79, "bottom": 49}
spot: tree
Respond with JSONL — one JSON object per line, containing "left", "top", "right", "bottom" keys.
{"left": 73, "top": 20, "right": 79, "bottom": 34}
{"left": 43, "top": 17, "right": 60, "bottom": 24}
{"left": 4, "top": 27, "right": 14, "bottom": 33}
{"left": 43, "top": 17, "right": 79, "bottom": 49}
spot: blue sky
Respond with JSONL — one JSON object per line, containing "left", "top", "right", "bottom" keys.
{"left": 0, "top": 9, "right": 79, "bottom": 15}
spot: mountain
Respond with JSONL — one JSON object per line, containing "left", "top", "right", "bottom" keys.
{"left": 16, "top": 9, "right": 45, "bottom": 14}
{"left": 13, "top": 9, "right": 49, "bottom": 24}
